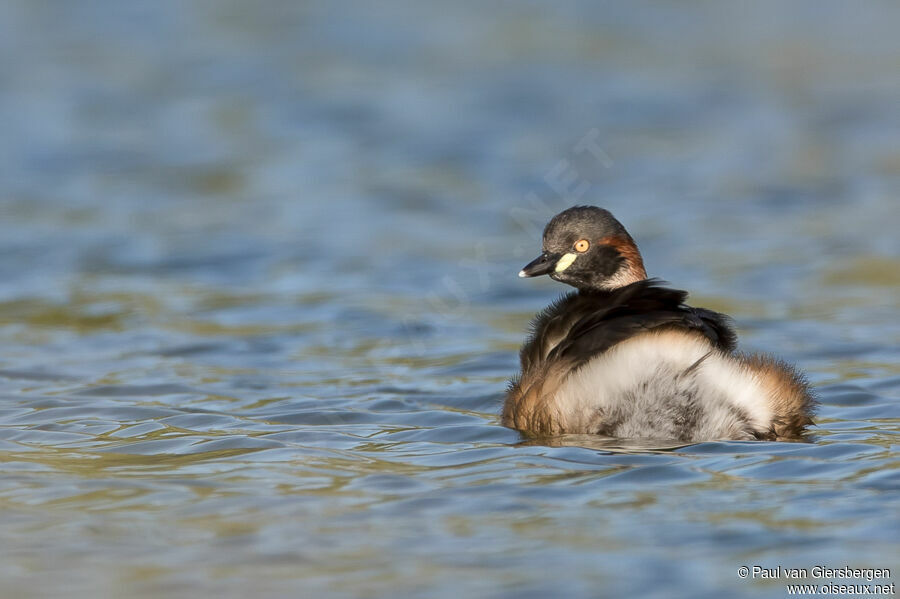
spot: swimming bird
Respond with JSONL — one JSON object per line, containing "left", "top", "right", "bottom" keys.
{"left": 503, "top": 206, "right": 815, "bottom": 442}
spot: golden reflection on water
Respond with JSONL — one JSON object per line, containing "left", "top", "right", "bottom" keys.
{"left": 823, "top": 256, "right": 900, "bottom": 290}
{"left": 0, "top": 299, "right": 131, "bottom": 332}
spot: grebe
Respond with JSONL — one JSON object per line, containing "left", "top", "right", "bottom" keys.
{"left": 503, "top": 206, "right": 815, "bottom": 442}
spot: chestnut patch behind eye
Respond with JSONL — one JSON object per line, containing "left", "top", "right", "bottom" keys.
{"left": 597, "top": 235, "right": 648, "bottom": 280}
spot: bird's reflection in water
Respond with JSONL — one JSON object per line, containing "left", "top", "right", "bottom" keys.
{"left": 518, "top": 434, "right": 692, "bottom": 453}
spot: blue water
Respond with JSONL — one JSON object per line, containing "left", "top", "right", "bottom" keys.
{"left": 0, "top": 2, "right": 898, "bottom": 597}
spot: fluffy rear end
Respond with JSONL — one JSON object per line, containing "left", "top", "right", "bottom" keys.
{"left": 741, "top": 354, "right": 816, "bottom": 439}
{"left": 551, "top": 330, "right": 781, "bottom": 441}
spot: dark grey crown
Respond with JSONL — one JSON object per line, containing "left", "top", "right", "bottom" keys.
{"left": 542, "top": 206, "right": 628, "bottom": 252}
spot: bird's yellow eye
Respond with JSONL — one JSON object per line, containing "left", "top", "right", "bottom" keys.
{"left": 574, "top": 239, "right": 590, "bottom": 253}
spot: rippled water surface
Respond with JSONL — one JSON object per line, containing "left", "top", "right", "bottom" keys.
{"left": 1, "top": 2, "right": 899, "bottom": 597}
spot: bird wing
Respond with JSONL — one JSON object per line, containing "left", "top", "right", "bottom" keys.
{"left": 552, "top": 279, "right": 736, "bottom": 365}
